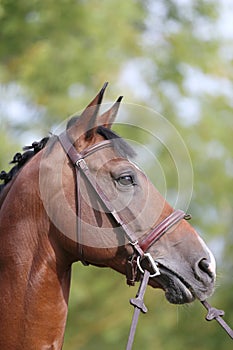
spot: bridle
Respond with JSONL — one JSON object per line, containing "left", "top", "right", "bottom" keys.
{"left": 58, "top": 131, "right": 189, "bottom": 279}
{"left": 58, "top": 131, "right": 233, "bottom": 349}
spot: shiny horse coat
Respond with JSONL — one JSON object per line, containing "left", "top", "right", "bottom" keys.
{"left": 0, "top": 84, "right": 216, "bottom": 349}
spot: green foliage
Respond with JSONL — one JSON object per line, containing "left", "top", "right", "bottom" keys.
{"left": 0, "top": 0, "right": 145, "bottom": 127}
{"left": 1, "top": 0, "right": 233, "bottom": 349}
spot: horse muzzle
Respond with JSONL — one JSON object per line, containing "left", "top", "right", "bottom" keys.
{"left": 150, "top": 255, "right": 216, "bottom": 305}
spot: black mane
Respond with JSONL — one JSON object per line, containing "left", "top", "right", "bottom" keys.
{"left": 0, "top": 124, "right": 136, "bottom": 194}
{"left": 0, "top": 137, "right": 49, "bottom": 193}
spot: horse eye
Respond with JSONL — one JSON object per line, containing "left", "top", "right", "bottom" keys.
{"left": 117, "top": 175, "right": 135, "bottom": 186}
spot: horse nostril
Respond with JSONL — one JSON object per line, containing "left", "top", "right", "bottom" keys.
{"left": 198, "top": 258, "right": 214, "bottom": 279}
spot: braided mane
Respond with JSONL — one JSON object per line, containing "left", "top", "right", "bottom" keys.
{"left": 0, "top": 137, "right": 49, "bottom": 193}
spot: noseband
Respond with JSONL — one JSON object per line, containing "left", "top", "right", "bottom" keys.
{"left": 58, "top": 132, "right": 233, "bottom": 348}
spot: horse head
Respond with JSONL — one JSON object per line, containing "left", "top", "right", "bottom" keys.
{"left": 40, "top": 82, "right": 216, "bottom": 306}
{"left": 0, "top": 83, "right": 218, "bottom": 349}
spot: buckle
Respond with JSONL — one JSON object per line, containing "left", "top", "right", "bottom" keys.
{"left": 76, "top": 158, "right": 88, "bottom": 171}
{"left": 136, "top": 253, "right": 160, "bottom": 278}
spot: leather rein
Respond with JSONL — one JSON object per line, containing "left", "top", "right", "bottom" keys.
{"left": 58, "top": 131, "right": 233, "bottom": 348}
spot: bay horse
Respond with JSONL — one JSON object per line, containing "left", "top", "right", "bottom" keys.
{"left": 0, "top": 83, "right": 216, "bottom": 349}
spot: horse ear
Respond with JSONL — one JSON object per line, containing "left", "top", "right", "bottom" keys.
{"left": 69, "top": 82, "right": 108, "bottom": 141}
{"left": 82, "top": 82, "right": 108, "bottom": 140}
{"left": 99, "top": 96, "right": 123, "bottom": 129}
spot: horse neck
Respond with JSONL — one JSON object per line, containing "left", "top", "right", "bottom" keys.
{"left": 0, "top": 152, "right": 72, "bottom": 349}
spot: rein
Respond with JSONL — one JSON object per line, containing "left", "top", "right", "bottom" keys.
{"left": 58, "top": 131, "right": 233, "bottom": 348}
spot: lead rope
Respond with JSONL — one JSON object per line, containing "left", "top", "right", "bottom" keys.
{"left": 126, "top": 257, "right": 161, "bottom": 350}
{"left": 126, "top": 270, "right": 151, "bottom": 350}
{"left": 126, "top": 277, "right": 233, "bottom": 350}
{"left": 201, "top": 300, "right": 233, "bottom": 340}
{"left": 126, "top": 290, "right": 233, "bottom": 350}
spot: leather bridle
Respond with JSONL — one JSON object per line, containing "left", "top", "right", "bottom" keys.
{"left": 58, "top": 131, "right": 233, "bottom": 349}
{"left": 58, "top": 131, "right": 189, "bottom": 279}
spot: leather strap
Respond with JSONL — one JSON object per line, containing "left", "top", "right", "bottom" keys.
{"left": 126, "top": 270, "right": 150, "bottom": 350}
{"left": 201, "top": 300, "right": 233, "bottom": 340}
{"left": 139, "top": 209, "right": 186, "bottom": 252}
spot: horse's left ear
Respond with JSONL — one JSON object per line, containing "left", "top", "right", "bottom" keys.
{"left": 99, "top": 96, "right": 123, "bottom": 129}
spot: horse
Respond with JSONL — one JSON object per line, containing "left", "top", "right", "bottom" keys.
{"left": 0, "top": 83, "right": 216, "bottom": 349}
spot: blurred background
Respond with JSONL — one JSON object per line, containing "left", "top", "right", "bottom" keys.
{"left": 0, "top": 0, "right": 233, "bottom": 349}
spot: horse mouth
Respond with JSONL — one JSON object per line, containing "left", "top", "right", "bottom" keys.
{"left": 151, "top": 265, "right": 196, "bottom": 304}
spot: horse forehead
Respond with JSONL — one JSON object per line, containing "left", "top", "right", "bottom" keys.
{"left": 87, "top": 149, "right": 133, "bottom": 172}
